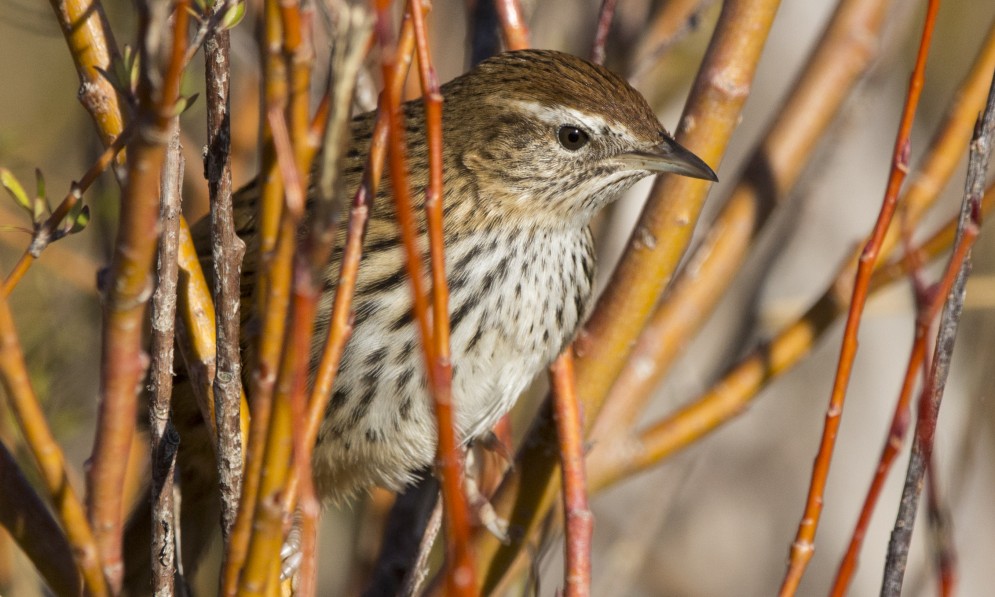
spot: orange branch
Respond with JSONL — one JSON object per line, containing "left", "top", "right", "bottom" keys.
{"left": 779, "top": 2, "right": 941, "bottom": 592}
{"left": 551, "top": 351, "right": 592, "bottom": 597}
{"left": 494, "top": 0, "right": 530, "bottom": 51}
{"left": 0, "top": 293, "right": 108, "bottom": 597}
{"left": 408, "top": 0, "right": 476, "bottom": 593}
{"left": 86, "top": 1, "right": 190, "bottom": 590}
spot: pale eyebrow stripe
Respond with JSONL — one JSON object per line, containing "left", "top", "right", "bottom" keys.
{"left": 507, "top": 100, "right": 639, "bottom": 143}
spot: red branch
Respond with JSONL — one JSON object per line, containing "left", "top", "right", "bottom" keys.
{"left": 407, "top": 0, "right": 476, "bottom": 593}
{"left": 494, "top": 0, "right": 530, "bottom": 51}
{"left": 551, "top": 351, "right": 592, "bottom": 597}
{"left": 778, "top": 1, "right": 942, "bottom": 593}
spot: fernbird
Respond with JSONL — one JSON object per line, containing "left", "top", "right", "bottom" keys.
{"left": 125, "top": 48, "right": 716, "bottom": 593}
{"left": 229, "top": 49, "right": 716, "bottom": 500}
{"left": 127, "top": 50, "right": 717, "bottom": 592}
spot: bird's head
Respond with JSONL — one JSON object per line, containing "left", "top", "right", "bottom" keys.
{"left": 441, "top": 49, "right": 717, "bottom": 226}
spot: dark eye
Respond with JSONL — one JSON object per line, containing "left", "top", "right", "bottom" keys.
{"left": 557, "top": 125, "right": 590, "bottom": 151}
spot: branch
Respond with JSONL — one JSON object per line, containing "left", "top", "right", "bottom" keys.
{"left": 0, "top": 282, "right": 107, "bottom": 596}
{"left": 205, "top": 3, "right": 245, "bottom": 544}
{"left": 780, "top": 2, "right": 942, "bottom": 591}
{"left": 86, "top": 0, "right": 190, "bottom": 589}
{"left": 407, "top": 0, "right": 476, "bottom": 592}
{"left": 592, "top": 0, "right": 893, "bottom": 443}
{"left": 880, "top": 61, "right": 994, "bottom": 597}
{"left": 148, "top": 125, "right": 184, "bottom": 596}
{"left": 551, "top": 351, "right": 592, "bottom": 597}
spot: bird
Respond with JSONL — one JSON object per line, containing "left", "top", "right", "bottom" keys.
{"left": 125, "top": 48, "right": 716, "bottom": 592}
{"left": 227, "top": 48, "right": 716, "bottom": 501}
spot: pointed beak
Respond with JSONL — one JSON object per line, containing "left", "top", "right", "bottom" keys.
{"left": 618, "top": 136, "right": 718, "bottom": 182}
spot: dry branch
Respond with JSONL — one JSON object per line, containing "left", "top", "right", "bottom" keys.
{"left": 148, "top": 126, "right": 184, "bottom": 596}
{"left": 880, "top": 63, "right": 994, "bottom": 597}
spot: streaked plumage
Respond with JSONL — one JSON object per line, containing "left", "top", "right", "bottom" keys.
{"left": 204, "top": 49, "right": 716, "bottom": 500}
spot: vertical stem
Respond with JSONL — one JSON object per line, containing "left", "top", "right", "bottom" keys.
{"left": 206, "top": 8, "right": 245, "bottom": 545}
{"left": 551, "top": 351, "right": 592, "bottom": 597}
{"left": 779, "top": 2, "right": 941, "bottom": 593}
{"left": 88, "top": 0, "right": 190, "bottom": 590}
{"left": 880, "top": 67, "right": 994, "bottom": 597}
{"left": 407, "top": 0, "right": 476, "bottom": 592}
{"left": 148, "top": 125, "right": 184, "bottom": 596}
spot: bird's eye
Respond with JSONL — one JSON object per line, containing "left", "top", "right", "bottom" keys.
{"left": 557, "top": 126, "right": 590, "bottom": 151}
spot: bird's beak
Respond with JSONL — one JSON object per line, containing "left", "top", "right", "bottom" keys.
{"left": 618, "top": 137, "right": 718, "bottom": 182}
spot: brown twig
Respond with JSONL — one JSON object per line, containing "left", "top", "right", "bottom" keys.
{"left": 205, "top": 4, "right": 245, "bottom": 544}
{"left": 0, "top": 286, "right": 107, "bottom": 596}
{"left": 592, "top": 0, "right": 893, "bottom": 444}
{"left": 289, "top": 7, "right": 412, "bottom": 508}
{"left": 87, "top": 0, "right": 190, "bottom": 589}
{"left": 551, "top": 351, "right": 592, "bottom": 597}
{"left": 407, "top": 0, "right": 476, "bottom": 592}
{"left": 148, "top": 125, "right": 184, "bottom": 597}
{"left": 494, "top": 0, "right": 530, "bottom": 51}
{"left": 880, "top": 64, "right": 993, "bottom": 597}
{"left": 830, "top": 183, "right": 982, "bottom": 596}
{"left": 590, "top": 0, "right": 618, "bottom": 66}
{"left": 780, "top": 2, "right": 941, "bottom": 592}
{"left": 0, "top": 439, "right": 84, "bottom": 597}
{"left": 925, "top": 456, "right": 957, "bottom": 596}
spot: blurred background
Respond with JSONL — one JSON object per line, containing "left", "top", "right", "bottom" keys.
{"left": 1, "top": 0, "right": 994, "bottom": 595}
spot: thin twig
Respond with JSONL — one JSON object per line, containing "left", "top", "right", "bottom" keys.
{"left": 87, "top": 0, "right": 190, "bottom": 589}
{"left": 780, "top": 2, "right": 941, "bottom": 592}
{"left": 235, "top": 105, "right": 307, "bottom": 596}
{"left": 205, "top": 4, "right": 245, "bottom": 544}
{"left": 222, "top": 0, "right": 294, "bottom": 590}
{"left": 290, "top": 8, "right": 412, "bottom": 508}
{"left": 551, "top": 351, "right": 592, "bottom": 597}
{"left": 2, "top": 124, "right": 132, "bottom": 296}
{"left": 925, "top": 456, "right": 957, "bottom": 596}
{"left": 590, "top": 0, "right": 618, "bottom": 66}
{"left": 494, "top": 0, "right": 530, "bottom": 51}
{"left": 148, "top": 125, "right": 184, "bottom": 597}
{"left": 407, "top": 0, "right": 476, "bottom": 592}
{"left": 880, "top": 64, "right": 994, "bottom": 597}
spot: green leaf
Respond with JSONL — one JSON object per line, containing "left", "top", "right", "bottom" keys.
{"left": 32, "top": 196, "right": 46, "bottom": 223}
{"left": 222, "top": 1, "right": 246, "bottom": 30}
{"left": 173, "top": 93, "right": 200, "bottom": 116}
{"left": 35, "top": 168, "right": 46, "bottom": 203}
{"left": 69, "top": 205, "right": 90, "bottom": 234}
{"left": 1, "top": 168, "right": 31, "bottom": 214}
